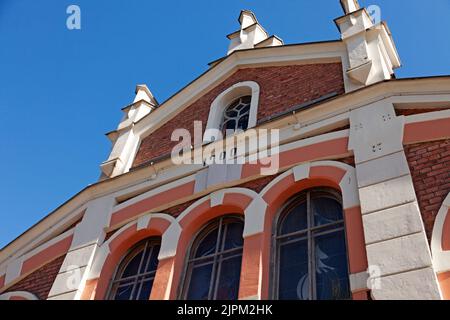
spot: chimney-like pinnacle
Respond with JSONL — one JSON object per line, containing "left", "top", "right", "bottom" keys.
{"left": 226, "top": 10, "right": 283, "bottom": 55}
{"left": 340, "top": 0, "right": 361, "bottom": 14}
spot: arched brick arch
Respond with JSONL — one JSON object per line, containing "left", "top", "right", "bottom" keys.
{"left": 171, "top": 187, "right": 267, "bottom": 300}
{"left": 82, "top": 213, "right": 180, "bottom": 300}
{"left": 431, "top": 193, "right": 450, "bottom": 299}
{"left": 256, "top": 161, "right": 368, "bottom": 299}
{"left": 0, "top": 291, "right": 38, "bottom": 300}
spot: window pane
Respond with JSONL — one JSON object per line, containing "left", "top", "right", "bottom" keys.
{"left": 237, "top": 114, "right": 249, "bottom": 130}
{"left": 223, "top": 222, "right": 244, "bottom": 250}
{"left": 137, "top": 278, "right": 154, "bottom": 300}
{"left": 108, "top": 239, "right": 161, "bottom": 300}
{"left": 194, "top": 227, "right": 218, "bottom": 258}
{"left": 278, "top": 239, "right": 309, "bottom": 300}
{"left": 312, "top": 196, "right": 343, "bottom": 227}
{"left": 113, "top": 283, "right": 134, "bottom": 300}
{"left": 225, "top": 110, "right": 238, "bottom": 118}
{"left": 186, "top": 263, "right": 213, "bottom": 300}
{"left": 216, "top": 255, "right": 242, "bottom": 300}
{"left": 122, "top": 250, "right": 143, "bottom": 278}
{"left": 314, "top": 230, "right": 350, "bottom": 300}
{"left": 241, "top": 96, "right": 251, "bottom": 104}
{"left": 280, "top": 201, "right": 307, "bottom": 235}
{"left": 144, "top": 245, "right": 160, "bottom": 273}
{"left": 226, "top": 120, "right": 236, "bottom": 130}
{"left": 240, "top": 105, "right": 250, "bottom": 115}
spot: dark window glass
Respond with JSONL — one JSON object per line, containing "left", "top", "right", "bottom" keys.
{"left": 182, "top": 216, "right": 244, "bottom": 300}
{"left": 221, "top": 96, "right": 251, "bottom": 136}
{"left": 274, "top": 189, "right": 351, "bottom": 300}
{"left": 280, "top": 200, "right": 308, "bottom": 235}
{"left": 108, "top": 238, "right": 161, "bottom": 300}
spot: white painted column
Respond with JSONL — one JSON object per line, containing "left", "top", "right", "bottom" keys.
{"left": 349, "top": 101, "right": 442, "bottom": 300}
{"left": 47, "top": 196, "right": 115, "bottom": 300}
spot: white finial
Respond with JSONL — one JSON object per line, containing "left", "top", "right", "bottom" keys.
{"left": 340, "top": 0, "right": 360, "bottom": 14}
{"left": 239, "top": 10, "right": 258, "bottom": 29}
{"left": 134, "top": 84, "right": 158, "bottom": 106}
{"left": 226, "top": 10, "right": 283, "bottom": 55}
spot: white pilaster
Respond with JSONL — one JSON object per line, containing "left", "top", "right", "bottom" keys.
{"left": 349, "top": 100, "right": 442, "bottom": 300}
{"left": 47, "top": 196, "right": 115, "bottom": 300}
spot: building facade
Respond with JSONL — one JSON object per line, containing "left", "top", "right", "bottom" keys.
{"left": 1, "top": 0, "right": 450, "bottom": 300}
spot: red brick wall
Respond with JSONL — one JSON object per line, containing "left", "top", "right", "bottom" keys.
{"left": 5, "top": 254, "right": 66, "bottom": 299}
{"left": 133, "top": 63, "right": 345, "bottom": 168}
{"left": 405, "top": 139, "right": 450, "bottom": 241}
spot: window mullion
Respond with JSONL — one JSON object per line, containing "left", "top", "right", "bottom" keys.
{"left": 307, "top": 191, "right": 315, "bottom": 300}
{"left": 208, "top": 219, "right": 223, "bottom": 300}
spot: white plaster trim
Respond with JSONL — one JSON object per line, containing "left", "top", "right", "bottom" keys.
{"left": 339, "top": 167, "right": 360, "bottom": 209}
{"left": 210, "top": 190, "right": 225, "bottom": 207}
{"left": 259, "top": 167, "right": 297, "bottom": 198}
{"left": 405, "top": 109, "right": 450, "bottom": 124}
{"left": 4, "top": 257, "right": 24, "bottom": 286}
{"left": 293, "top": 163, "right": 310, "bottom": 182}
{"left": 260, "top": 160, "right": 358, "bottom": 210}
{"left": 204, "top": 81, "right": 260, "bottom": 143}
{"left": 87, "top": 244, "right": 110, "bottom": 281}
{"left": 176, "top": 188, "right": 258, "bottom": 223}
{"left": 349, "top": 271, "right": 369, "bottom": 292}
{"left": 176, "top": 187, "right": 263, "bottom": 238}
{"left": 87, "top": 213, "right": 179, "bottom": 280}
{"left": 159, "top": 221, "right": 182, "bottom": 260}
{"left": 137, "top": 215, "right": 152, "bottom": 231}
{"left": 0, "top": 291, "right": 39, "bottom": 300}
{"left": 176, "top": 196, "right": 212, "bottom": 223}
{"left": 431, "top": 193, "right": 450, "bottom": 273}
{"left": 243, "top": 197, "right": 268, "bottom": 237}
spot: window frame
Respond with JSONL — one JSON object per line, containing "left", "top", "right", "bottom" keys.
{"left": 221, "top": 95, "right": 252, "bottom": 136}
{"left": 203, "top": 81, "right": 260, "bottom": 144}
{"left": 179, "top": 215, "right": 245, "bottom": 300}
{"left": 106, "top": 237, "right": 161, "bottom": 300}
{"left": 270, "top": 188, "right": 351, "bottom": 300}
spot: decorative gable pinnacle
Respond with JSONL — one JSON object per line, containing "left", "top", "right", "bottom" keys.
{"left": 227, "top": 10, "right": 283, "bottom": 55}
{"left": 340, "top": 0, "right": 360, "bottom": 14}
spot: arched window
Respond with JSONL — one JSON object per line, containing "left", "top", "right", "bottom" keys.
{"left": 107, "top": 238, "right": 161, "bottom": 300}
{"left": 203, "top": 81, "right": 260, "bottom": 143}
{"left": 181, "top": 216, "right": 244, "bottom": 300}
{"left": 273, "top": 189, "right": 351, "bottom": 300}
{"left": 221, "top": 96, "right": 251, "bottom": 136}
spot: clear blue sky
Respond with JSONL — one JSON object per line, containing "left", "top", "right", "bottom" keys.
{"left": 0, "top": 0, "right": 449, "bottom": 248}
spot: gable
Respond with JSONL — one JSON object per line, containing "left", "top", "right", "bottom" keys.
{"left": 133, "top": 62, "right": 345, "bottom": 168}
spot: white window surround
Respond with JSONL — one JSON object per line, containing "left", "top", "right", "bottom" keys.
{"left": 203, "top": 81, "right": 260, "bottom": 143}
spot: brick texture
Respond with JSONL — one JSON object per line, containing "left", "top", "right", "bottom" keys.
{"left": 133, "top": 63, "right": 345, "bottom": 168}
{"left": 405, "top": 139, "right": 450, "bottom": 241}
{"left": 5, "top": 254, "right": 66, "bottom": 300}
